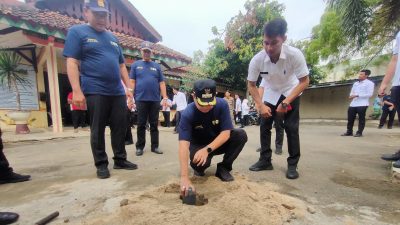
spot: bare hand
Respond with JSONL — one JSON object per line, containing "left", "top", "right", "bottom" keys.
{"left": 378, "top": 84, "right": 387, "bottom": 96}
{"left": 349, "top": 95, "right": 358, "bottom": 99}
{"left": 72, "top": 90, "right": 86, "bottom": 108}
{"left": 180, "top": 177, "right": 195, "bottom": 197}
{"left": 192, "top": 148, "right": 208, "bottom": 167}
{"left": 126, "top": 89, "right": 133, "bottom": 99}
{"left": 259, "top": 104, "right": 272, "bottom": 118}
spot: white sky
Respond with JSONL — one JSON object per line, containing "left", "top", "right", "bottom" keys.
{"left": 131, "top": 0, "right": 327, "bottom": 57}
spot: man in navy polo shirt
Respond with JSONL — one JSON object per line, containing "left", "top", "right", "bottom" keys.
{"left": 63, "top": 0, "right": 137, "bottom": 179}
{"left": 178, "top": 79, "right": 247, "bottom": 196}
{"left": 130, "top": 42, "right": 168, "bottom": 156}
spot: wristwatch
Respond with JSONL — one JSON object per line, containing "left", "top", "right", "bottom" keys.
{"left": 207, "top": 147, "right": 213, "bottom": 153}
{"left": 281, "top": 102, "right": 288, "bottom": 109}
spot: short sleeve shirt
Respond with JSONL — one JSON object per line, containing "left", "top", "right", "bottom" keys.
{"left": 178, "top": 98, "right": 233, "bottom": 145}
{"left": 129, "top": 60, "right": 165, "bottom": 102}
{"left": 382, "top": 95, "right": 393, "bottom": 111}
{"left": 247, "top": 45, "right": 309, "bottom": 105}
{"left": 63, "top": 24, "right": 125, "bottom": 96}
{"left": 392, "top": 31, "right": 400, "bottom": 86}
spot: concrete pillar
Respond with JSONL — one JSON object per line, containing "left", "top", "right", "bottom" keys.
{"left": 46, "top": 38, "right": 63, "bottom": 133}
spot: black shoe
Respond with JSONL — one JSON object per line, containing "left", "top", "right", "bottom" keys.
{"left": 0, "top": 172, "right": 31, "bottom": 184}
{"left": 378, "top": 125, "right": 383, "bottom": 129}
{"left": 136, "top": 148, "right": 143, "bottom": 156}
{"left": 394, "top": 160, "right": 400, "bottom": 168}
{"left": 381, "top": 150, "right": 400, "bottom": 161}
{"left": 249, "top": 160, "right": 273, "bottom": 171}
{"left": 286, "top": 165, "right": 299, "bottom": 179}
{"left": 96, "top": 166, "right": 110, "bottom": 179}
{"left": 341, "top": 132, "right": 353, "bottom": 136}
{"left": 275, "top": 147, "right": 282, "bottom": 155}
{"left": 125, "top": 140, "right": 134, "bottom": 145}
{"left": 353, "top": 133, "right": 362, "bottom": 137}
{"left": 0, "top": 212, "right": 19, "bottom": 225}
{"left": 114, "top": 160, "right": 138, "bottom": 170}
{"left": 193, "top": 169, "right": 205, "bottom": 177}
{"left": 151, "top": 148, "right": 163, "bottom": 154}
{"left": 215, "top": 166, "right": 234, "bottom": 182}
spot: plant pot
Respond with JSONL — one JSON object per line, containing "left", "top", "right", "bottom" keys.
{"left": 6, "top": 111, "right": 31, "bottom": 134}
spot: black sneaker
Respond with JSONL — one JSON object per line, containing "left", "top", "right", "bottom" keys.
{"left": 0, "top": 212, "right": 19, "bottom": 224}
{"left": 353, "top": 133, "right": 363, "bottom": 137}
{"left": 113, "top": 160, "right": 138, "bottom": 170}
{"left": 394, "top": 160, "right": 400, "bottom": 168}
{"left": 0, "top": 172, "right": 30, "bottom": 184}
{"left": 381, "top": 150, "right": 400, "bottom": 161}
{"left": 275, "top": 146, "right": 282, "bottom": 155}
{"left": 136, "top": 148, "right": 143, "bottom": 156}
{"left": 341, "top": 132, "right": 353, "bottom": 136}
{"left": 249, "top": 160, "right": 273, "bottom": 171}
{"left": 151, "top": 148, "right": 163, "bottom": 154}
{"left": 286, "top": 165, "right": 299, "bottom": 179}
{"left": 215, "top": 166, "right": 234, "bottom": 182}
{"left": 96, "top": 166, "right": 110, "bottom": 179}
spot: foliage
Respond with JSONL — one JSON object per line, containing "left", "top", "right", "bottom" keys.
{"left": 0, "top": 50, "right": 29, "bottom": 110}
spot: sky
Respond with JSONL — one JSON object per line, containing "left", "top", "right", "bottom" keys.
{"left": 131, "top": 0, "right": 327, "bottom": 58}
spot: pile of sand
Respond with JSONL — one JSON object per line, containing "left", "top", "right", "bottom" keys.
{"left": 82, "top": 174, "right": 310, "bottom": 225}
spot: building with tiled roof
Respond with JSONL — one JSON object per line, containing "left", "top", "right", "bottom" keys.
{"left": 0, "top": 0, "right": 192, "bottom": 132}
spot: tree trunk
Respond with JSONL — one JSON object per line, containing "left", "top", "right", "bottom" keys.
{"left": 10, "top": 76, "right": 21, "bottom": 111}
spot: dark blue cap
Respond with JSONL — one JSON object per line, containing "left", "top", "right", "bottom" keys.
{"left": 85, "top": 0, "right": 109, "bottom": 13}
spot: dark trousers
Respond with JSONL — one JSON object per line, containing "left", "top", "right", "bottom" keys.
{"left": 236, "top": 111, "right": 242, "bottom": 126}
{"left": 175, "top": 110, "right": 182, "bottom": 132}
{"left": 242, "top": 114, "right": 249, "bottom": 126}
{"left": 86, "top": 95, "right": 128, "bottom": 168}
{"left": 189, "top": 129, "right": 247, "bottom": 172}
{"left": 71, "top": 110, "right": 86, "bottom": 129}
{"left": 346, "top": 106, "right": 368, "bottom": 134}
{"left": 274, "top": 116, "right": 284, "bottom": 149}
{"left": 0, "top": 129, "right": 12, "bottom": 177}
{"left": 379, "top": 109, "right": 396, "bottom": 128}
{"left": 125, "top": 110, "right": 134, "bottom": 143}
{"left": 162, "top": 111, "right": 170, "bottom": 127}
{"left": 136, "top": 101, "right": 160, "bottom": 150}
{"left": 391, "top": 86, "right": 400, "bottom": 123}
{"left": 259, "top": 96, "right": 300, "bottom": 166}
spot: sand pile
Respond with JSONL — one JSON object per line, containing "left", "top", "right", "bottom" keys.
{"left": 82, "top": 174, "right": 309, "bottom": 225}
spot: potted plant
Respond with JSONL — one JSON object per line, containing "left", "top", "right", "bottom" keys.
{"left": 0, "top": 49, "right": 31, "bottom": 134}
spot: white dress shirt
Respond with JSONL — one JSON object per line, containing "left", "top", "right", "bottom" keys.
{"left": 235, "top": 98, "right": 242, "bottom": 112}
{"left": 242, "top": 99, "right": 250, "bottom": 116}
{"left": 247, "top": 44, "right": 309, "bottom": 105}
{"left": 349, "top": 79, "right": 375, "bottom": 107}
{"left": 392, "top": 31, "right": 400, "bottom": 86}
{"left": 173, "top": 91, "right": 187, "bottom": 111}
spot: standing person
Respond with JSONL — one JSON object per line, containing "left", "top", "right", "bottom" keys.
{"left": 241, "top": 99, "right": 250, "bottom": 128}
{"left": 378, "top": 93, "right": 396, "bottom": 129}
{"left": 178, "top": 79, "right": 247, "bottom": 195}
{"left": 67, "top": 91, "right": 87, "bottom": 133}
{"left": 259, "top": 78, "right": 284, "bottom": 154}
{"left": 130, "top": 41, "right": 168, "bottom": 156}
{"left": 172, "top": 87, "right": 188, "bottom": 134}
{"left": 63, "top": 0, "right": 137, "bottom": 179}
{"left": 380, "top": 31, "right": 400, "bottom": 168}
{"left": 247, "top": 18, "right": 309, "bottom": 179}
{"left": 341, "top": 69, "right": 375, "bottom": 137}
{"left": 224, "top": 90, "right": 235, "bottom": 124}
{"left": 161, "top": 98, "right": 172, "bottom": 127}
{"left": 234, "top": 94, "right": 242, "bottom": 126}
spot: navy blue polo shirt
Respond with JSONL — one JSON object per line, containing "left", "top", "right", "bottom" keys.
{"left": 179, "top": 98, "right": 233, "bottom": 144}
{"left": 63, "top": 24, "right": 125, "bottom": 96}
{"left": 129, "top": 60, "right": 165, "bottom": 101}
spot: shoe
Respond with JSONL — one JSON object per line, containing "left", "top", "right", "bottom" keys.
{"left": 96, "top": 166, "right": 110, "bottom": 179}
{"left": 394, "top": 160, "right": 400, "bottom": 168}
{"left": 256, "top": 147, "right": 261, "bottom": 152}
{"left": 136, "top": 148, "right": 143, "bottom": 156}
{"left": 275, "top": 146, "right": 282, "bottom": 155}
{"left": 215, "top": 166, "right": 234, "bottom": 182}
{"left": 193, "top": 169, "right": 205, "bottom": 177}
{"left": 0, "top": 172, "right": 31, "bottom": 184}
{"left": 286, "top": 165, "right": 299, "bottom": 179}
{"left": 125, "top": 141, "right": 134, "bottom": 145}
{"left": 0, "top": 212, "right": 19, "bottom": 225}
{"left": 378, "top": 125, "right": 383, "bottom": 129}
{"left": 151, "top": 148, "right": 163, "bottom": 154}
{"left": 381, "top": 150, "right": 400, "bottom": 161}
{"left": 353, "top": 133, "right": 362, "bottom": 137}
{"left": 113, "top": 160, "right": 138, "bottom": 170}
{"left": 249, "top": 160, "right": 273, "bottom": 171}
{"left": 341, "top": 132, "right": 352, "bottom": 136}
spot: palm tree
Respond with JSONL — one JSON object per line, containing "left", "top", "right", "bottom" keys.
{"left": 0, "top": 50, "right": 29, "bottom": 111}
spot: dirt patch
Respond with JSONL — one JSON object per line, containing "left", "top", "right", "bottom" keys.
{"left": 80, "top": 175, "right": 310, "bottom": 225}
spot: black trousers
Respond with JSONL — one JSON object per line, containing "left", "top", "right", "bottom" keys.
{"left": 162, "top": 111, "right": 170, "bottom": 127}
{"left": 274, "top": 116, "right": 284, "bottom": 149}
{"left": 391, "top": 86, "right": 400, "bottom": 123}
{"left": 189, "top": 129, "right": 247, "bottom": 172}
{"left": 236, "top": 111, "right": 242, "bottom": 126}
{"left": 136, "top": 101, "right": 160, "bottom": 150}
{"left": 346, "top": 106, "right": 368, "bottom": 134}
{"left": 379, "top": 109, "right": 396, "bottom": 128}
{"left": 125, "top": 110, "right": 134, "bottom": 143}
{"left": 0, "top": 129, "right": 12, "bottom": 177}
{"left": 71, "top": 110, "right": 86, "bottom": 129}
{"left": 242, "top": 114, "right": 249, "bottom": 126}
{"left": 259, "top": 96, "right": 300, "bottom": 166}
{"left": 86, "top": 95, "right": 128, "bottom": 168}
{"left": 174, "top": 110, "right": 183, "bottom": 132}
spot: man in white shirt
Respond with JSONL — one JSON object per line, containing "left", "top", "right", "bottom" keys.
{"left": 173, "top": 87, "right": 188, "bottom": 134}
{"left": 379, "top": 31, "right": 400, "bottom": 168}
{"left": 341, "top": 69, "right": 375, "bottom": 137}
{"left": 247, "top": 18, "right": 309, "bottom": 179}
{"left": 234, "top": 94, "right": 242, "bottom": 126}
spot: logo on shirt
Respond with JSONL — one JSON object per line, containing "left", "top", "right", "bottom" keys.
{"left": 150, "top": 67, "right": 157, "bottom": 71}
{"left": 195, "top": 125, "right": 204, "bottom": 129}
{"left": 137, "top": 66, "right": 144, "bottom": 70}
{"left": 86, "top": 38, "right": 98, "bottom": 43}
{"left": 212, "top": 120, "right": 219, "bottom": 125}
{"left": 110, "top": 41, "right": 119, "bottom": 47}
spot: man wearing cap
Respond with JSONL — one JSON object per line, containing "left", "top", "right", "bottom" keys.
{"left": 247, "top": 18, "right": 309, "bottom": 179}
{"left": 64, "top": 0, "right": 137, "bottom": 179}
{"left": 129, "top": 41, "right": 168, "bottom": 156}
{"left": 178, "top": 79, "right": 248, "bottom": 195}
